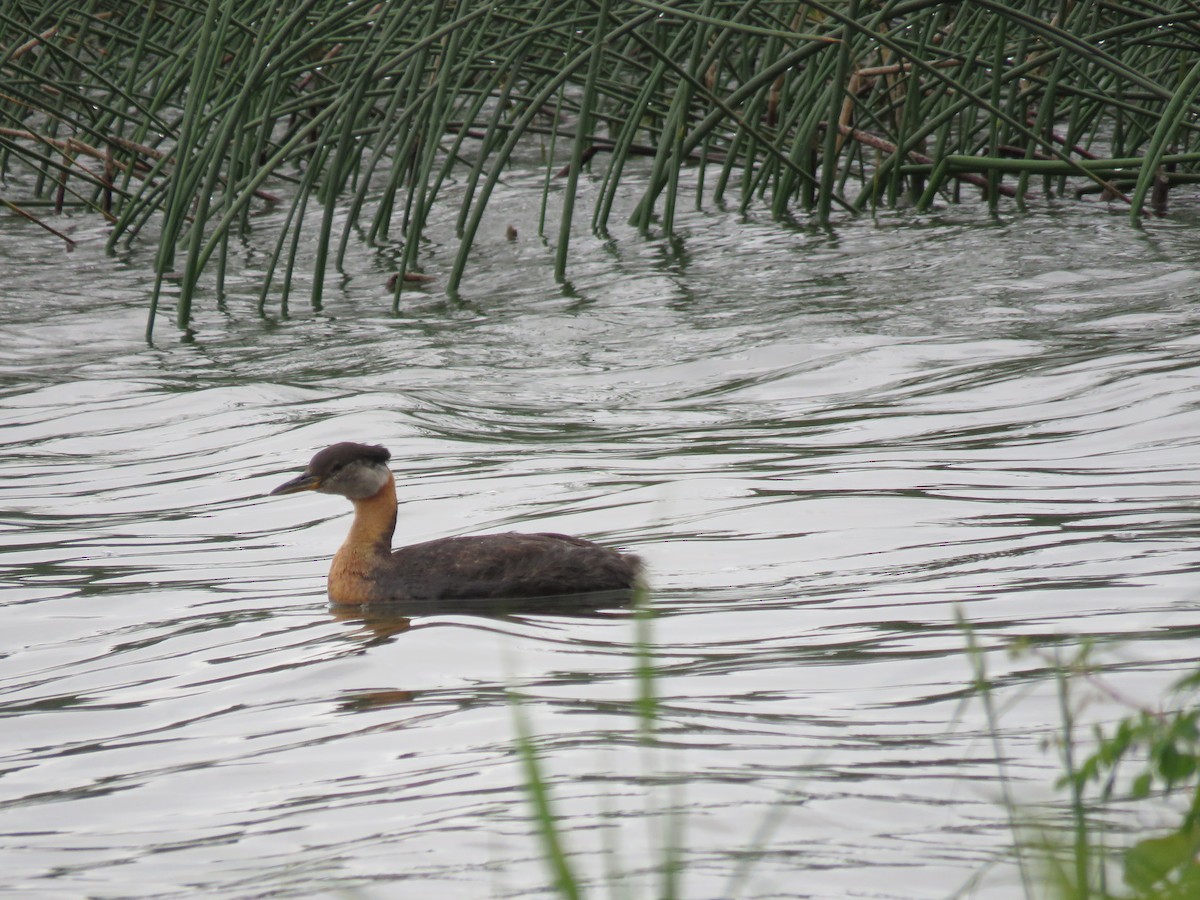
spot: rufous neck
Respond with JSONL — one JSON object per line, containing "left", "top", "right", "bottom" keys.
{"left": 344, "top": 470, "right": 397, "bottom": 554}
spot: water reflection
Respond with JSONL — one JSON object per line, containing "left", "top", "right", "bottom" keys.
{"left": 329, "top": 591, "right": 633, "bottom": 646}
{"left": 332, "top": 603, "right": 415, "bottom": 644}
{"left": 4, "top": 200, "right": 1200, "bottom": 897}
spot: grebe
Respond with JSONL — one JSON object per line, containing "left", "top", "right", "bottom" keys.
{"left": 270, "top": 442, "right": 643, "bottom": 606}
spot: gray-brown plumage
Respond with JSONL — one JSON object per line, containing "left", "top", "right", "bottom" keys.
{"left": 271, "top": 442, "right": 643, "bottom": 606}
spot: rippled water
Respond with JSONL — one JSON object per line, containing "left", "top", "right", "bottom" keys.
{"left": 5, "top": 191, "right": 1200, "bottom": 898}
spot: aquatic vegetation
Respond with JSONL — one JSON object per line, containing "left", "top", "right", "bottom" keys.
{"left": 964, "top": 624, "right": 1200, "bottom": 900}
{"left": 3, "top": 2, "right": 1200, "bottom": 335}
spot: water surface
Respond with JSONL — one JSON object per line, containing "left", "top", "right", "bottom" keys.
{"left": 4, "top": 193, "right": 1200, "bottom": 898}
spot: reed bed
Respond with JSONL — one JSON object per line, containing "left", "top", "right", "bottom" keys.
{"left": 3, "top": 2, "right": 1200, "bottom": 335}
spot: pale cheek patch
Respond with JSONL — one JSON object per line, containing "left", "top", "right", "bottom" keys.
{"left": 324, "top": 461, "right": 390, "bottom": 500}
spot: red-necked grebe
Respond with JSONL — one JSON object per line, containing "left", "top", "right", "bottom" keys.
{"left": 271, "top": 442, "right": 642, "bottom": 606}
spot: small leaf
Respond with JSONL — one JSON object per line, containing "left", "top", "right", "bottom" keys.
{"left": 1124, "top": 825, "right": 1200, "bottom": 892}
{"left": 1131, "top": 771, "right": 1153, "bottom": 799}
{"left": 1158, "top": 743, "right": 1197, "bottom": 783}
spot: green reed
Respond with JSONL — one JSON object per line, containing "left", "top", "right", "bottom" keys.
{"left": 507, "top": 585, "right": 684, "bottom": 898}
{"left": 509, "top": 584, "right": 815, "bottom": 898}
{"left": 3, "top": 2, "right": 1200, "bottom": 336}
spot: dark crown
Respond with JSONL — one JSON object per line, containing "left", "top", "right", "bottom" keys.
{"left": 308, "top": 442, "right": 391, "bottom": 474}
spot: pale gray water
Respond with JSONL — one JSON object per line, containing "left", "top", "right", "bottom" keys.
{"left": 4, "top": 187, "right": 1200, "bottom": 898}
